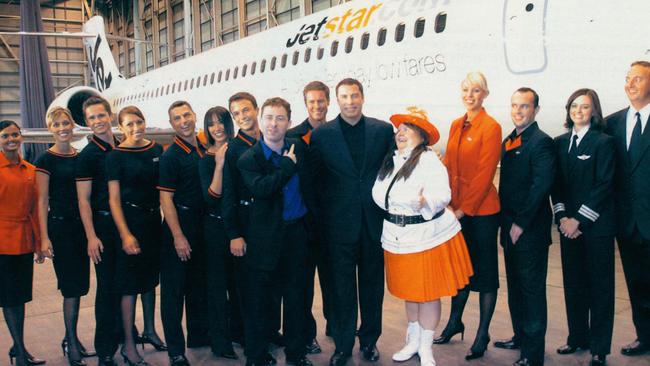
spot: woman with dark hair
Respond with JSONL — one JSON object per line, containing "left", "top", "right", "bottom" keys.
{"left": 0, "top": 120, "right": 46, "bottom": 366}
{"left": 434, "top": 72, "right": 502, "bottom": 361}
{"left": 371, "top": 108, "right": 473, "bottom": 366}
{"left": 198, "top": 106, "right": 240, "bottom": 359}
{"left": 551, "top": 89, "right": 615, "bottom": 366}
{"left": 106, "top": 106, "right": 165, "bottom": 366}
{"left": 35, "top": 107, "right": 94, "bottom": 366}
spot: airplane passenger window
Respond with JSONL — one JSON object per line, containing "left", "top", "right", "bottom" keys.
{"left": 415, "top": 18, "right": 425, "bottom": 37}
{"left": 210, "top": 72, "right": 215, "bottom": 84}
{"left": 271, "top": 56, "right": 277, "bottom": 70}
{"left": 234, "top": 66, "right": 239, "bottom": 79}
{"left": 330, "top": 41, "right": 339, "bottom": 57}
{"left": 361, "top": 32, "right": 369, "bottom": 50}
{"left": 377, "top": 27, "right": 387, "bottom": 46}
{"left": 435, "top": 12, "right": 447, "bottom": 33}
{"left": 203, "top": 74, "right": 208, "bottom": 86}
{"left": 184, "top": 80, "right": 188, "bottom": 91}
{"left": 242, "top": 64, "right": 248, "bottom": 77}
{"left": 317, "top": 47, "right": 324, "bottom": 60}
{"left": 260, "top": 59, "right": 266, "bottom": 73}
{"left": 304, "top": 48, "right": 311, "bottom": 63}
{"left": 281, "top": 54, "right": 287, "bottom": 68}
{"left": 292, "top": 51, "right": 299, "bottom": 66}
{"left": 178, "top": 81, "right": 182, "bottom": 91}
{"left": 225, "top": 69, "right": 230, "bottom": 81}
{"left": 395, "top": 23, "right": 405, "bottom": 42}
{"left": 190, "top": 78, "right": 195, "bottom": 89}
{"left": 172, "top": 84, "right": 176, "bottom": 94}
{"left": 251, "top": 62, "right": 257, "bottom": 75}
{"left": 218, "top": 71, "right": 223, "bottom": 82}
{"left": 196, "top": 76, "right": 201, "bottom": 87}
{"left": 166, "top": 85, "right": 170, "bottom": 95}
{"left": 345, "top": 36, "right": 353, "bottom": 53}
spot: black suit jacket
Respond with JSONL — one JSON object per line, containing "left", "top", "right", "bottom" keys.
{"left": 310, "top": 115, "right": 394, "bottom": 244}
{"left": 499, "top": 122, "right": 555, "bottom": 249}
{"left": 551, "top": 129, "right": 616, "bottom": 237}
{"left": 222, "top": 132, "right": 257, "bottom": 240}
{"left": 287, "top": 119, "right": 313, "bottom": 141}
{"left": 237, "top": 138, "right": 315, "bottom": 270}
{"left": 605, "top": 108, "right": 650, "bottom": 239}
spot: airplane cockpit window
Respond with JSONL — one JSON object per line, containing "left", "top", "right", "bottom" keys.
{"left": 242, "top": 64, "right": 248, "bottom": 77}
{"left": 345, "top": 37, "right": 353, "bottom": 53}
{"left": 292, "top": 51, "right": 299, "bottom": 66}
{"left": 395, "top": 23, "right": 405, "bottom": 42}
{"left": 260, "top": 59, "right": 266, "bottom": 73}
{"left": 234, "top": 66, "right": 239, "bottom": 79}
{"left": 415, "top": 18, "right": 425, "bottom": 37}
{"left": 225, "top": 69, "right": 230, "bottom": 81}
{"left": 317, "top": 47, "right": 324, "bottom": 60}
{"left": 251, "top": 62, "right": 257, "bottom": 75}
{"left": 271, "top": 56, "right": 277, "bottom": 70}
{"left": 361, "top": 32, "right": 369, "bottom": 50}
{"left": 377, "top": 27, "right": 387, "bottom": 46}
{"left": 330, "top": 41, "right": 339, "bottom": 57}
{"left": 281, "top": 54, "right": 288, "bottom": 68}
{"left": 304, "top": 48, "right": 311, "bottom": 63}
{"left": 210, "top": 72, "right": 215, "bottom": 84}
{"left": 435, "top": 12, "right": 447, "bottom": 33}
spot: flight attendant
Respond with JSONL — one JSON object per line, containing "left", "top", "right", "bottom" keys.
{"left": 35, "top": 107, "right": 94, "bottom": 366}
{"left": 551, "top": 89, "right": 615, "bottom": 366}
{"left": 435, "top": 72, "right": 501, "bottom": 360}
{"left": 197, "top": 106, "right": 240, "bottom": 359}
{"left": 107, "top": 106, "right": 165, "bottom": 366}
{"left": 0, "top": 120, "right": 46, "bottom": 366}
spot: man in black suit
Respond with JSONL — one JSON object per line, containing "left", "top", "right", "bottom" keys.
{"left": 605, "top": 60, "right": 650, "bottom": 357}
{"left": 237, "top": 97, "right": 315, "bottom": 366}
{"left": 286, "top": 81, "right": 334, "bottom": 354}
{"left": 495, "top": 88, "right": 555, "bottom": 366}
{"left": 310, "top": 78, "right": 394, "bottom": 366}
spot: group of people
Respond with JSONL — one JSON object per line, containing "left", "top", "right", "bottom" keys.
{"left": 0, "top": 60, "right": 649, "bottom": 366}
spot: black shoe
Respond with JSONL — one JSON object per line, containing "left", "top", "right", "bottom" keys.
{"left": 305, "top": 339, "right": 322, "bottom": 354}
{"left": 621, "top": 340, "right": 650, "bottom": 356}
{"left": 360, "top": 345, "right": 380, "bottom": 362}
{"left": 286, "top": 355, "right": 313, "bottom": 366}
{"left": 120, "top": 349, "right": 150, "bottom": 366}
{"left": 213, "top": 348, "right": 238, "bottom": 360}
{"left": 465, "top": 334, "right": 490, "bottom": 360}
{"left": 8, "top": 348, "right": 46, "bottom": 366}
{"left": 556, "top": 343, "right": 589, "bottom": 354}
{"left": 432, "top": 322, "right": 465, "bottom": 344}
{"left": 494, "top": 337, "right": 520, "bottom": 350}
{"left": 169, "top": 355, "right": 190, "bottom": 366}
{"left": 245, "top": 354, "right": 276, "bottom": 366}
{"left": 61, "top": 339, "right": 96, "bottom": 358}
{"left": 137, "top": 334, "right": 168, "bottom": 351}
{"left": 590, "top": 354, "right": 607, "bottom": 366}
{"left": 98, "top": 356, "right": 116, "bottom": 366}
{"left": 329, "top": 352, "right": 350, "bottom": 366}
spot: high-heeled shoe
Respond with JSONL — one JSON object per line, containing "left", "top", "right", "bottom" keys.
{"left": 465, "top": 335, "right": 490, "bottom": 360}
{"left": 61, "top": 340, "right": 87, "bottom": 366}
{"left": 61, "top": 340, "right": 97, "bottom": 358}
{"left": 8, "top": 347, "right": 46, "bottom": 365}
{"left": 120, "top": 348, "right": 151, "bottom": 366}
{"left": 432, "top": 322, "right": 465, "bottom": 344}
{"left": 137, "top": 334, "right": 168, "bottom": 351}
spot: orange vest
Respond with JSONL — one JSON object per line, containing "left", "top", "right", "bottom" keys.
{"left": 444, "top": 108, "right": 501, "bottom": 216}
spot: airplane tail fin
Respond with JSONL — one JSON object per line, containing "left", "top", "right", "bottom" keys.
{"left": 82, "top": 16, "right": 124, "bottom": 92}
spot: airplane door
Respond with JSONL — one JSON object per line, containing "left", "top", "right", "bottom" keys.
{"left": 503, "top": 0, "right": 548, "bottom": 74}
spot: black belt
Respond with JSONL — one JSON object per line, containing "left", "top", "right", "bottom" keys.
{"left": 385, "top": 209, "right": 444, "bottom": 227}
{"left": 94, "top": 210, "right": 111, "bottom": 217}
{"left": 174, "top": 203, "right": 202, "bottom": 214}
{"left": 239, "top": 199, "right": 253, "bottom": 206}
{"left": 207, "top": 212, "right": 222, "bottom": 220}
{"left": 125, "top": 201, "right": 157, "bottom": 213}
{"left": 283, "top": 216, "right": 305, "bottom": 226}
{"left": 49, "top": 214, "right": 80, "bottom": 221}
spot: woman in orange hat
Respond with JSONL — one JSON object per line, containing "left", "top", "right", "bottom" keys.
{"left": 434, "top": 71, "right": 502, "bottom": 360}
{"left": 372, "top": 108, "right": 473, "bottom": 366}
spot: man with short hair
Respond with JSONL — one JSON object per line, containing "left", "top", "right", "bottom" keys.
{"left": 287, "top": 80, "right": 334, "bottom": 353}
{"left": 495, "top": 88, "right": 555, "bottom": 366}
{"left": 310, "top": 78, "right": 394, "bottom": 366}
{"left": 237, "top": 97, "right": 315, "bottom": 366}
{"left": 158, "top": 101, "right": 209, "bottom": 366}
{"left": 76, "top": 96, "right": 121, "bottom": 366}
{"left": 605, "top": 60, "right": 650, "bottom": 357}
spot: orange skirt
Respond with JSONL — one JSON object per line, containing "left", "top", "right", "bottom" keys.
{"left": 384, "top": 232, "right": 474, "bottom": 302}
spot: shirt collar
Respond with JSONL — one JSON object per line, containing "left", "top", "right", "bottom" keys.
{"left": 0, "top": 152, "right": 27, "bottom": 168}
{"left": 236, "top": 130, "right": 258, "bottom": 146}
{"left": 337, "top": 114, "right": 365, "bottom": 129}
{"left": 89, "top": 134, "right": 115, "bottom": 151}
{"left": 571, "top": 124, "right": 591, "bottom": 141}
{"left": 174, "top": 135, "right": 204, "bottom": 156}
{"left": 260, "top": 139, "right": 287, "bottom": 160}
{"left": 628, "top": 103, "right": 650, "bottom": 124}
{"left": 464, "top": 108, "right": 487, "bottom": 127}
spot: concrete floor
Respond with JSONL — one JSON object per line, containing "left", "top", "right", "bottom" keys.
{"left": 2, "top": 230, "right": 650, "bottom": 366}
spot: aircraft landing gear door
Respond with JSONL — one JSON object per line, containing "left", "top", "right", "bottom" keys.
{"left": 503, "top": 0, "right": 548, "bottom": 74}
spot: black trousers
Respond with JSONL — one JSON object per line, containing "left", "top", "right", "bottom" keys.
{"left": 203, "top": 214, "right": 244, "bottom": 354}
{"left": 244, "top": 220, "right": 308, "bottom": 362}
{"left": 560, "top": 234, "right": 614, "bottom": 355}
{"left": 92, "top": 213, "right": 122, "bottom": 358}
{"left": 503, "top": 235, "right": 549, "bottom": 365}
{"left": 618, "top": 228, "right": 650, "bottom": 343}
{"left": 329, "top": 223, "right": 384, "bottom": 355}
{"left": 303, "top": 234, "right": 334, "bottom": 342}
{"left": 160, "top": 209, "right": 209, "bottom": 357}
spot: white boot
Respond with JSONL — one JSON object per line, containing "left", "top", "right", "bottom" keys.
{"left": 419, "top": 328, "right": 436, "bottom": 366}
{"left": 392, "top": 321, "right": 421, "bottom": 361}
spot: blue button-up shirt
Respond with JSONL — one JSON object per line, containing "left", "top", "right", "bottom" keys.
{"left": 260, "top": 140, "right": 307, "bottom": 221}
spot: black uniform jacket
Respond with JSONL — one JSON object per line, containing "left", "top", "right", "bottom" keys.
{"left": 551, "top": 129, "right": 616, "bottom": 237}
{"left": 606, "top": 108, "right": 650, "bottom": 239}
{"left": 222, "top": 132, "right": 257, "bottom": 240}
{"left": 499, "top": 122, "right": 556, "bottom": 248}
{"left": 286, "top": 119, "right": 313, "bottom": 142}
{"left": 310, "top": 116, "right": 394, "bottom": 244}
{"left": 236, "top": 138, "right": 316, "bottom": 270}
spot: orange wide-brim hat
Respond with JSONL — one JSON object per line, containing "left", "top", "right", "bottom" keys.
{"left": 389, "top": 107, "right": 440, "bottom": 146}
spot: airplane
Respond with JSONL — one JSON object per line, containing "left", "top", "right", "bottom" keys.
{"left": 39, "top": 0, "right": 650, "bottom": 148}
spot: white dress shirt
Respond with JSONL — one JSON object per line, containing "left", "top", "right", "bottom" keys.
{"left": 626, "top": 103, "right": 650, "bottom": 149}
{"left": 569, "top": 124, "right": 590, "bottom": 152}
{"left": 371, "top": 149, "right": 461, "bottom": 254}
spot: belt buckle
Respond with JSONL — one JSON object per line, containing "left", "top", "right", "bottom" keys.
{"left": 397, "top": 214, "right": 406, "bottom": 227}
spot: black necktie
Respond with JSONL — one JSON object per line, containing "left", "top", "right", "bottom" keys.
{"left": 568, "top": 135, "right": 579, "bottom": 157}
{"left": 629, "top": 112, "right": 643, "bottom": 161}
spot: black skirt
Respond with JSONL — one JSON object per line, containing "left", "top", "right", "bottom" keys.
{"left": 49, "top": 215, "right": 90, "bottom": 298}
{"left": 115, "top": 205, "right": 162, "bottom": 295}
{"left": 0, "top": 253, "right": 33, "bottom": 307}
{"left": 459, "top": 214, "right": 500, "bottom": 292}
